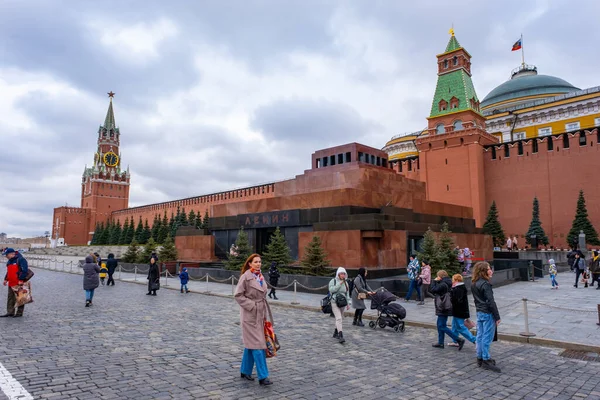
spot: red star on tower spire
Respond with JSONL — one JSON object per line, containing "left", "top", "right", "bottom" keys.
{"left": 107, "top": 91, "right": 115, "bottom": 98}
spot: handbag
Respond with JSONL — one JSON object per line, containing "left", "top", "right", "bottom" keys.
{"left": 335, "top": 293, "right": 348, "bottom": 308}
{"left": 264, "top": 301, "right": 280, "bottom": 358}
{"left": 357, "top": 293, "right": 367, "bottom": 300}
{"left": 321, "top": 294, "right": 332, "bottom": 314}
{"left": 416, "top": 277, "right": 423, "bottom": 287}
{"left": 151, "top": 279, "right": 160, "bottom": 291}
{"left": 438, "top": 292, "right": 452, "bottom": 314}
{"left": 464, "top": 318, "right": 476, "bottom": 329}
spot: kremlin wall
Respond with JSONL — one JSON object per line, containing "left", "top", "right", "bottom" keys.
{"left": 52, "top": 32, "right": 600, "bottom": 266}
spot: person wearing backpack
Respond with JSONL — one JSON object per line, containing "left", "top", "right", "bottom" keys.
{"left": 1, "top": 248, "right": 30, "bottom": 318}
{"left": 329, "top": 267, "right": 351, "bottom": 344}
{"left": 430, "top": 269, "right": 465, "bottom": 350}
{"left": 351, "top": 268, "right": 375, "bottom": 327}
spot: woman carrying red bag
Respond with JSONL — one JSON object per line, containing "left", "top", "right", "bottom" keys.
{"left": 234, "top": 253, "right": 273, "bottom": 386}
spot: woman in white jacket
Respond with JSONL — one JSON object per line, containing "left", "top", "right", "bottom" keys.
{"left": 328, "top": 267, "right": 351, "bottom": 344}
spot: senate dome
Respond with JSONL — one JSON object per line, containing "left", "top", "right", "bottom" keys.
{"left": 481, "top": 64, "right": 580, "bottom": 112}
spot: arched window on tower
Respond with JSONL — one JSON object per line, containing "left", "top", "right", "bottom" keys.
{"left": 436, "top": 124, "right": 445, "bottom": 134}
{"left": 439, "top": 99, "right": 447, "bottom": 111}
{"left": 453, "top": 56, "right": 458, "bottom": 66}
{"left": 444, "top": 59, "right": 449, "bottom": 69}
{"left": 450, "top": 97, "right": 459, "bottom": 110}
{"left": 453, "top": 120, "right": 463, "bottom": 131}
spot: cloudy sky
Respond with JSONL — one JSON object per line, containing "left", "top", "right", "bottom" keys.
{"left": 1, "top": 0, "right": 598, "bottom": 238}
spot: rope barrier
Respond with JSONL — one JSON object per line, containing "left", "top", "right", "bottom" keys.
{"left": 526, "top": 299, "right": 597, "bottom": 314}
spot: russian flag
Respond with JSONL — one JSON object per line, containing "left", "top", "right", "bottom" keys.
{"left": 512, "top": 38, "right": 522, "bottom": 51}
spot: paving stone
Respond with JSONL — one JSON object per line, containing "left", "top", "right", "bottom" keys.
{"left": 1, "top": 268, "right": 599, "bottom": 399}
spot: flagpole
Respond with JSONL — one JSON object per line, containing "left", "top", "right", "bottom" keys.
{"left": 521, "top": 34, "right": 525, "bottom": 66}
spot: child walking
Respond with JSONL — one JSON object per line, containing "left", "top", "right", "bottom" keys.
{"left": 99, "top": 263, "right": 108, "bottom": 286}
{"left": 179, "top": 267, "right": 189, "bottom": 293}
{"left": 548, "top": 259, "right": 559, "bottom": 289}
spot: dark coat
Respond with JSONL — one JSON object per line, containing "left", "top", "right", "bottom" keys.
{"left": 450, "top": 283, "right": 470, "bottom": 319}
{"left": 268, "top": 264, "right": 280, "bottom": 286}
{"left": 147, "top": 262, "right": 159, "bottom": 282}
{"left": 567, "top": 251, "right": 576, "bottom": 268}
{"left": 82, "top": 256, "right": 100, "bottom": 290}
{"left": 106, "top": 257, "right": 118, "bottom": 274}
{"left": 472, "top": 279, "right": 500, "bottom": 321}
{"left": 430, "top": 276, "right": 453, "bottom": 316}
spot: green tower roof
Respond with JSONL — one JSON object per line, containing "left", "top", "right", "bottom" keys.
{"left": 103, "top": 99, "right": 116, "bottom": 130}
{"left": 429, "top": 35, "right": 481, "bottom": 118}
{"left": 445, "top": 35, "right": 461, "bottom": 53}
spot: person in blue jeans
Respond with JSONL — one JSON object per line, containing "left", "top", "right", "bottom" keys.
{"left": 430, "top": 269, "right": 465, "bottom": 350}
{"left": 449, "top": 274, "right": 476, "bottom": 347}
{"left": 179, "top": 267, "right": 189, "bottom": 293}
{"left": 471, "top": 262, "right": 501, "bottom": 373}
{"left": 404, "top": 255, "right": 421, "bottom": 302}
{"left": 82, "top": 255, "right": 100, "bottom": 307}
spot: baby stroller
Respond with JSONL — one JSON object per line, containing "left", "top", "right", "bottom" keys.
{"left": 368, "top": 288, "right": 406, "bottom": 333}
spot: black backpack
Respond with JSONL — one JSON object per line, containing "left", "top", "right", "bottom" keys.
{"left": 347, "top": 276, "right": 356, "bottom": 297}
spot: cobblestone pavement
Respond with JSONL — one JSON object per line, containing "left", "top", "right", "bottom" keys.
{"left": 0, "top": 269, "right": 600, "bottom": 399}
{"left": 30, "top": 256, "right": 600, "bottom": 348}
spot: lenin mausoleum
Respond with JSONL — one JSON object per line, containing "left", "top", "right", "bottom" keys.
{"left": 52, "top": 33, "right": 600, "bottom": 268}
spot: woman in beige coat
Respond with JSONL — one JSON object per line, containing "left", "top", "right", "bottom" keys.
{"left": 234, "top": 253, "right": 272, "bottom": 386}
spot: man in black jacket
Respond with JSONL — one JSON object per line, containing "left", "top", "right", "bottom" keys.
{"left": 105, "top": 253, "right": 118, "bottom": 286}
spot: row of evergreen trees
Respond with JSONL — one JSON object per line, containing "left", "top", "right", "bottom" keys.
{"left": 90, "top": 207, "right": 210, "bottom": 246}
{"left": 417, "top": 222, "right": 461, "bottom": 276}
{"left": 225, "top": 227, "right": 331, "bottom": 275}
{"left": 482, "top": 190, "right": 600, "bottom": 248}
{"left": 120, "top": 236, "right": 178, "bottom": 263}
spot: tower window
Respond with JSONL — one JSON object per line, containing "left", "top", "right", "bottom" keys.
{"left": 436, "top": 124, "right": 445, "bottom": 134}
{"left": 453, "top": 56, "right": 458, "bottom": 66}
{"left": 338, "top": 153, "right": 344, "bottom": 164}
{"left": 330, "top": 155, "right": 335, "bottom": 166}
{"left": 345, "top": 152, "right": 351, "bottom": 162}
{"left": 444, "top": 60, "right": 448, "bottom": 69}
{"left": 453, "top": 120, "right": 463, "bottom": 131}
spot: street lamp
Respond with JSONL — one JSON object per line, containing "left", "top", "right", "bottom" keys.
{"left": 44, "top": 231, "right": 50, "bottom": 248}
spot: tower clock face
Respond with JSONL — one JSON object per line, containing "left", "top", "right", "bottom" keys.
{"left": 103, "top": 151, "right": 119, "bottom": 167}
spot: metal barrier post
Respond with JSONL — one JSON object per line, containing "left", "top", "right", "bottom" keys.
{"left": 597, "top": 304, "right": 600, "bottom": 326}
{"left": 118, "top": 265, "right": 122, "bottom": 280}
{"left": 70, "top": 262, "right": 73, "bottom": 273}
{"left": 134, "top": 266, "right": 137, "bottom": 281}
{"left": 519, "top": 298, "right": 536, "bottom": 337}
{"left": 165, "top": 269, "right": 168, "bottom": 287}
{"left": 206, "top": 274, "right": 209, "bottom": 292}
{"left": 291, "top": 281, "right": 299, "bottom": 305}
{"left": 231, "top": 276, "right": 235, "bottom": 295}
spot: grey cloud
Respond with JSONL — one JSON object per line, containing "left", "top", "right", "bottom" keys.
{"left": 251, "top": 98, "right": 383, "bottom": 143}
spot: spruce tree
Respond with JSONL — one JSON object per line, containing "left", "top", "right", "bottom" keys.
{"left": 159, "top": 234, "right": 178, "bottom": 262}
{"left": 109, "top": 220, "right": 122, "bottom": 245}
{"left": 140, "top": 219, "right": 151, "bottom": 244}
{"left": 90, "top": 223, "right": 101, "bottom": 245}
{"left": 225, "top": 227, "right": 253, "bottom": 271}
{"left": 436, "top": 222, "right": 461, "bottom": 276}
{"left": 567, "top": 190, "right": 600, "bottom": 246}
{"left": 157, "top": 220, "right": 169, "bottom": 244}
{"left": 525, "top": 197, "right": 549, "bottom": 247}
{"left": 194, "top": 211, "right": 202, "bottom": 228}
{"left": 262, "top": 227, "right": 293, "bottom": 268}
{"left": 202, "top": 210, "right": 210, "bottom": 229}
{"left": 151, "top": 214, "right": 161, "bottom": 242}
{"left": 119, "top": 218, "right": 130, "bottom": 245}
{"left": 137, "top": 237, "right": 158, "bottom": 263}
{"left": 300, "top": 235, "right": 330, "bottom": 276}
{"left": 416, "top": 228, "right": 438, "bottom": 269}
{"left": 134, "top": 217, "right": 144, "bottom": 243}
{"left": 482, "top": 201, "right": 506, "bottom": 248}
{"left": 125, "top": 216, "right": 135, "bottom": 244}
{"left": 99, "top": 222, "right": 110, "bottom": 245}
{"left": 121, "top": 239, "right": 140, "bottom": 263}
{"left": 169, "top": 212, "right": 176, "bottom": 237}
{"left": 188, "top": 210, "right": 196, "bottom": 228}
{"left": 179, "top": 207, "right": 188, "bottom": 226}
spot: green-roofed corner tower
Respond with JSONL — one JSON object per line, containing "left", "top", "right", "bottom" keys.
{"left": 415, "top": 30, "right": 499, "bottom": 229}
